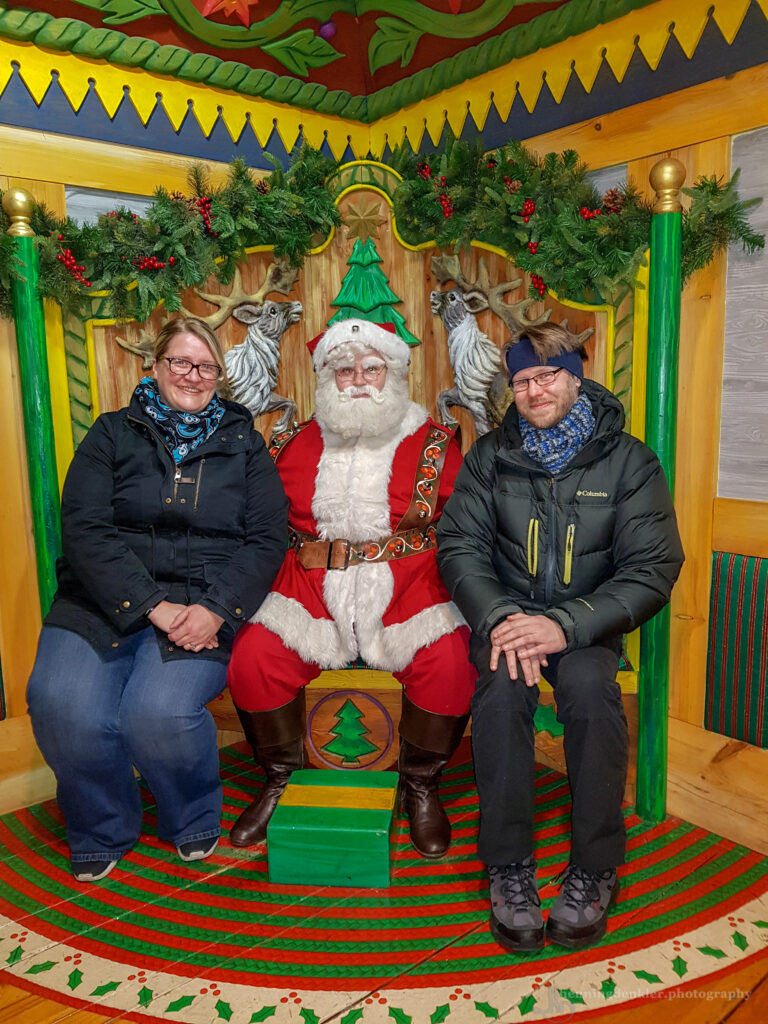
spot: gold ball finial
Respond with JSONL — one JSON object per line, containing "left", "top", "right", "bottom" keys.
{"left": 649, "top": 158, "right": 686, "bottom": 214}
{"left": 2, "top": 187, "right": 35, "bottom": 237}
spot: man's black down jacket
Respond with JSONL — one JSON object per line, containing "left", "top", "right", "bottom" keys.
{"left": 435, "top": 380, "right": 684, "bottom": 650}
{"left": 44, "top": 392, "right": 288, "bottom": 662}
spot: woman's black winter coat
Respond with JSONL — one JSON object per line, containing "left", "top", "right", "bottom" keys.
{"left": 435, "top": 380, "right": 685, "bottom": 650}
{"left": 45, "top": 392, "right": 289, "bottom": 662}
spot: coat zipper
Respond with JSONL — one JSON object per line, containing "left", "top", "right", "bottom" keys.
{"left": 564, "top": 522, "right": 575, "bottom": 586}
{"left": 545, "top": 478, "right": 557, "bottom": 604}
{"left": 193, "top": 459, "right": 205, "bottom": 511}
{"left": 527, "top": 518, "right": 539, "bottom": 578}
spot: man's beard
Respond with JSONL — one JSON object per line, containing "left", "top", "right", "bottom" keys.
{"left": 314, "top": 371, "right": 411, "bottom": 441}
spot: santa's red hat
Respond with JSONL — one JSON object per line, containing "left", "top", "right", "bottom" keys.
{"left": 309, "top": 319, "right": 410, "bottom": 374}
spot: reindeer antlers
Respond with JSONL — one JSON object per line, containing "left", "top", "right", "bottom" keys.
{"left": 181, "top": 258, "right": 300, "bottom": 329}
{"left": 431, "top": 251, "right": 593, "bottom": 348}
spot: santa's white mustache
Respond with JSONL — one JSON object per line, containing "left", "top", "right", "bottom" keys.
{"left": 337, "top": 384, "right": 386, "bottom": 404}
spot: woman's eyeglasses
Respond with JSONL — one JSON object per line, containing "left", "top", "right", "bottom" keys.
{"left": 162, "top": 357, "right": 222, "bottom": 381}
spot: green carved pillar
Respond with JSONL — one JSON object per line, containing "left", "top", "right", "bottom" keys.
{"left": 636, "top": 158, "right": 686, "bottom": 822}
{"left": 3, "top": 187, "right": 61, "bottom": 614}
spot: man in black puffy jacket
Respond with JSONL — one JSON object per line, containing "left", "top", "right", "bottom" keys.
{"left": 436, "top": 323, "right": 684, "bottom": 952}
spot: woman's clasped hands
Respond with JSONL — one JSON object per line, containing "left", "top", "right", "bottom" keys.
{"left": 148, "top": 601, "right": 225, "bottom": 652}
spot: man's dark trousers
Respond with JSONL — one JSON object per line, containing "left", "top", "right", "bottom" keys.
{"left": 469, "top": 634, "right": 628, "bottom": 872}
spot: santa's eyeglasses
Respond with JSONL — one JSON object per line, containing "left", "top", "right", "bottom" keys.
{"left": 334, "top": 365, "right": 385, "bottom": 383}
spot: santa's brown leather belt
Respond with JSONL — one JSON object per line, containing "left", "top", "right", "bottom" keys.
{"left": 290, "top": 526, "right": 437, "bottom": 570}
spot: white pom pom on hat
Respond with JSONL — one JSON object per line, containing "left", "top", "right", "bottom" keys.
{"left": 308, "top": 319, "right": 410, "bottom": 373}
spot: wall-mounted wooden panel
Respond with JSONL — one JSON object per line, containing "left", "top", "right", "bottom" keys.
{"left": 718, "top": 125, "right": 768, "bottom": 501}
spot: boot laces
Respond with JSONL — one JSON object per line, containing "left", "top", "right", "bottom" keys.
{"left": 553, "top": 864, "right": 607, "bottom": 909}
{"left": 491, "top": 858, "right": 539, "bottom": 910}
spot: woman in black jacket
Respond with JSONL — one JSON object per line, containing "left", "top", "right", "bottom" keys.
{"left": 27, "top": 317, "right": 288, "bottom": 882}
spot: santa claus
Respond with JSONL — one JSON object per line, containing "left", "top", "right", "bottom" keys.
{"left": 227, "top": 319, "right": 475, "bottom": 857}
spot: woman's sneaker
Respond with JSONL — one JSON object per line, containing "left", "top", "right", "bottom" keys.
{"left": 488, "top": 855, "right": 545, "bottom": 951}
{"left": 176, "top": 838, "right": 219, "bottom": 862}
{"left": 72, "top": 859, "right": 119, "bottom": 882}
{"left": 546, "top": 864, "right": 619, "bottom": 948}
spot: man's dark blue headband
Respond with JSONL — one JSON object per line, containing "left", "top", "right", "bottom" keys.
{"left": 505, "top": 336, "right": 584, "bottom": 383}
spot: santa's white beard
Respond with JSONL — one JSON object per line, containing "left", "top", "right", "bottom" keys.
{"left": 314, "top": 372, "right": 411, "bottom": 441}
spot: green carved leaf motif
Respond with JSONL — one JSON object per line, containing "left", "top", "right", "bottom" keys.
{"left": 369, "top": 17, "right": 421, "bottom": 74}
{"left": 262, "top": 29, "right": 341, "bottom": 76}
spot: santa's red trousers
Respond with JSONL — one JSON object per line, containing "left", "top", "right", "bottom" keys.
{"left": 228, "top": 623, "right": 475, "bottom": 716}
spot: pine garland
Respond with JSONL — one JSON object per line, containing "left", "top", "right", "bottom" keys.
{"left": 391, "top": 137, "right": 764, "bottom": 305}
{"left": 0, "top": 139, "right": 762, "bottom": 322}
{"left": 0, "top": 145, "right": 340, "bottom": 322}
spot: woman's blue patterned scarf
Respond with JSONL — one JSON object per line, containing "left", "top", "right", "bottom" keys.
{"left": 135, "top": 377, "right": 224, "bottom": 464}
{"left": 519, "top": 392, "right": 595, "bottom": 474}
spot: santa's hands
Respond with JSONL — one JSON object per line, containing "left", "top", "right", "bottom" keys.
{"left": 489, "top": 613, "right": 567, "bottom": 687}
{"left": 167, "top": 605, "right": 224, "bottom": 652}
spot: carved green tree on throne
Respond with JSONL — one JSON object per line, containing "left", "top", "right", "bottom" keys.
{"left": 328, "top": 237, "right": 420, "bottom": 345}
{"left": 322, "top": 698, "right": 378, "bottom": 766}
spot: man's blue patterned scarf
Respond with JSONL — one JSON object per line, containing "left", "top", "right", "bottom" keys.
{"left": 519, "top": 392, "right": 595, "bottom": 474}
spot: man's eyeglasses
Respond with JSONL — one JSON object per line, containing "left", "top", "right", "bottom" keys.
{"left": 161, "top": 356, "right": 222, "bottom": 381}
{"left": 511, "top": 367, "right": 564, "bottom": 393}
{"left": 335, "top": 365, "right": 385, "bottom": 383}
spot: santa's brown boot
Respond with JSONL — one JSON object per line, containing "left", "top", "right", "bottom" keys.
{"left": 398, "top": 694, "right": 468, "bottom": 859}
{"left": 229, "top": 692, "right": 306, "bottom": 848}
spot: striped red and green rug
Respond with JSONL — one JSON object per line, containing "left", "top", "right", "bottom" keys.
{"left": 0, "top": 741, "right": 766, "bottom": 1023}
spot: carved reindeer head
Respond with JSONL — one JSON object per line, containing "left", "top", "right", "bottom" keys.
{"left": 233, "top": 299, "right": 303, "bottom": 343}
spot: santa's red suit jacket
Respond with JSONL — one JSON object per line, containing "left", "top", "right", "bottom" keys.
{"left": 251, "top": 404, "right": 466, "bottom": 672}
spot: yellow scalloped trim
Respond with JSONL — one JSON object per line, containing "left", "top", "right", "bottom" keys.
{"left": 2, "top": 0, "right": 753, "bottom": 160}
{"left": 368, "top": 0, "right": 745, "bottom": 155}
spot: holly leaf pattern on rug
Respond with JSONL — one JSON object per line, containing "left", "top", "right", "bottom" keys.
{"left": 26, "top": 961, "right": 57, "bottom": 974}
{"left": 475, "top": 1003, "right": 500, "bottom": 1019}
{"left": 250, "top": 1010, "right": 277, "bottom": 1023}
{"left": 732, "top": 931, "right": 748, "bottom": 951}
{"left": 216, "top": 999, "right": 234, "bottom": 1020}
{"left": 300, "top": 1010, "right": 320, "bottom": 1024}
{"left": 633, "top": 970, "right": 662, "bottom": 984}
{"left": 67, "top": 968, "right": 83, "bottom": 990}
{"left": 431, "top": 1005, "right": 451, "bottom": 1023}
{"left": 389, "top": 1010, "right": 413, "bottom": 1024}
{"left": 600, "top": 977, "right": 616, "bottom": 998}
{"left": 518, "top": 994, "right": 537, "bottom": 1015}
{"left": 672, "top": 956, "right": 687, "bottom": 978}
{"left": 557, "top": 989, "right": 585, "bottom": 1005}
{"left": 698, "top": 946, "right": 727, "bottom": 959}
{"left": 138, "top": 986, "right": 153, "bottom": 1007}
{"left": 90, "top": 981, "right": 120, "bottom": 995}
{"left": 166, "top": 995, "right": 196, "bottom": 1012}
{"left": 341, "top": 1011, "right": 364, "bottom": 1024}
{"left": 5, "top": 946, "right": 22, "bottom": 966}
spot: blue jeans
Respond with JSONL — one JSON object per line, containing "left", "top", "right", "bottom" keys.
{"left": 27, "top": 626, "right": 227, "bottom": 863}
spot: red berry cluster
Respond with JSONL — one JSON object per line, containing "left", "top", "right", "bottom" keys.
{"left": 416, "top": 162, "right": 433, "bottom": 181}
{"left": 527, "top": 241, "right": 539, "bottom": 254}
{"left": 133, "top": 255, "right": 176, "bottom": 271}
{"left": 196, "top": 196, "right": 218, "bottom": 236}
{"left": 520, "top": 198, "right": 536, "bottom": 223}
{"left": 579, "top": 206, "right": 603, "bottom": 220}
{"left": 531, "top": 273, "right": 546, "bottom": 297}
{"left": 55, "top": 235, "right": 91, "bottom": 288}
{"left": 486, "top": 159, "right": 496, "bottom": 169}
{"left": 438, "top": 193, "right": 454, "bottom": 218}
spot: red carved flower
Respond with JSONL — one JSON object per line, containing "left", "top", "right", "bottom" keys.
{"left": 197, "top": 0, "right": 259, "bottom": 29}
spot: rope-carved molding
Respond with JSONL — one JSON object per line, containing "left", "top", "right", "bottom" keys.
{"left": 0, "top": 0, "right": 759, "bottom": 131}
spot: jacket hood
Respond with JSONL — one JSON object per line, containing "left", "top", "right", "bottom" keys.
{"left": 499, "top": 378, "right": 625, "bottom": 464}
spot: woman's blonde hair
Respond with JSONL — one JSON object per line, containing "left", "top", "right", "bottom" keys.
{"left": 153, "top": 317, "right": 229, "bottom": 391}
